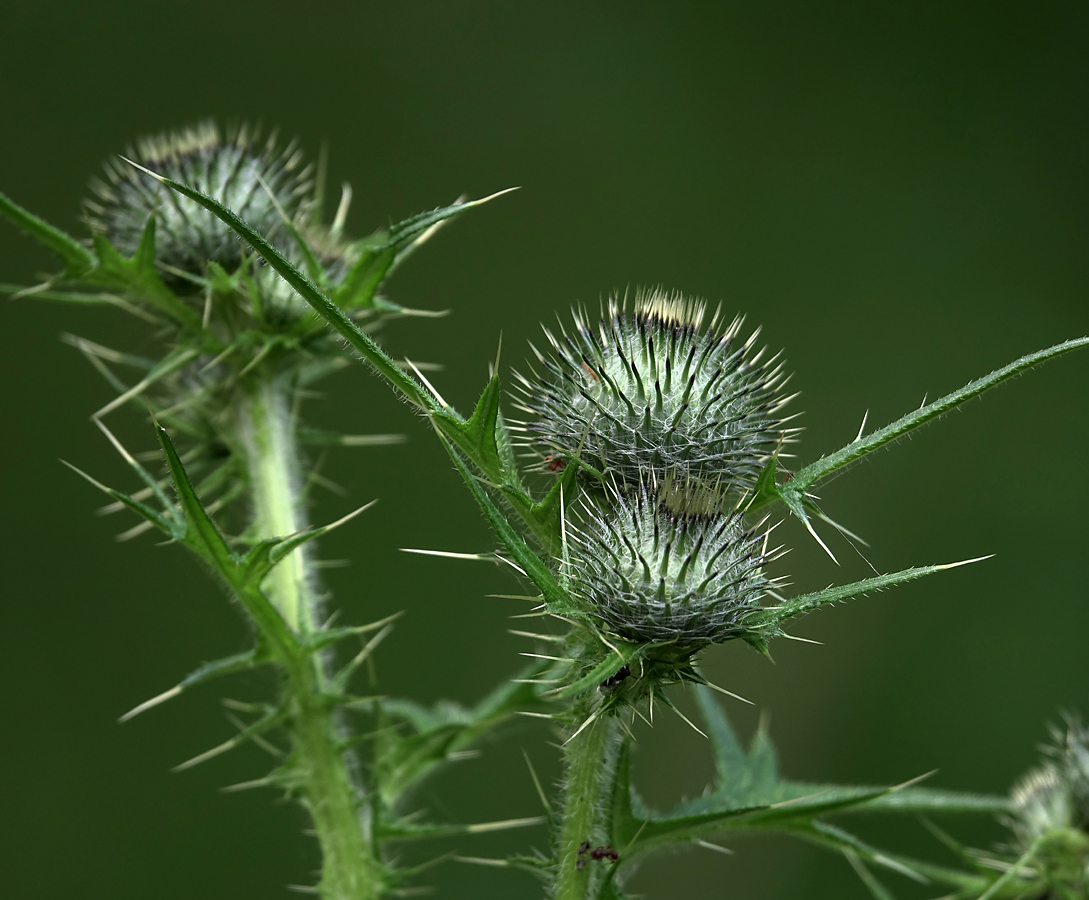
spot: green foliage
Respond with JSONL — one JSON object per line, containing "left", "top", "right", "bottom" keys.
{"left": 5, "top": 122, "right": 1088, "bottom": 900}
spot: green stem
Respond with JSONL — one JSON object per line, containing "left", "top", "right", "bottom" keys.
{"left": 555, "top": 701, "right": 619, "bottom": 900}
{"left": 235, "top": 372, "right": 385, "bottom": 900}
{"left": 237, "top": 375, "right": 314, "bottom": 634}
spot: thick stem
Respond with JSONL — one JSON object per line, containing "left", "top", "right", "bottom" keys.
{"left": 555, "top": 702, "right": 619, "bottom": 900}
{"left": 238, "top": 375, "right": 315, "bottom": 633}
{"left": 236, "top": 372, "right": 384, "bottom": 900}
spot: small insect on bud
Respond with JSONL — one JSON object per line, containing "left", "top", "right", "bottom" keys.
{"left": 513, "top": 289, "right": 796, "bottom": 496}
{"left": 85, "top": 122, "right": 314, "bottom": 286}
{"left": 566, "top": 478, "right": 777, "bottom": 647}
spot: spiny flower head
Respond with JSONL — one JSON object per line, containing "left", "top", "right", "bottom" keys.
{"left": 1044, "top": 715, "right": 1089, "bottom": 829}
{"left": 85, "top": 121, "right": 314, "bottom": 285}
{"left": 565, "top": 478, "right": 777, "bottom": 647}
{"left": 513, "top": 289, "right": 795, "bottom": 496}
{"left": 1004, "top": 716, "right": 1089, "bottom": 895}
{"left": 1011, "top": 765, "right": 1077, "bottom": 845}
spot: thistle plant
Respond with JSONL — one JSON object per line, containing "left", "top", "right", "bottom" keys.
{"left": 4, "top": 121, "right": 1088, "bottom": 900}
{"left": 1, "top": 122, "right": 534, "bottom": 900}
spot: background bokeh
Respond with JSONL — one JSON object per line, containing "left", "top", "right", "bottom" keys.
{"left": 2, "top": 3, "right": 1088, "bottom": 898}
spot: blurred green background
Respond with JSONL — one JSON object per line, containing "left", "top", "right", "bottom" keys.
{"left": 2, "top": 2, "right": 1088, "bottom": 897}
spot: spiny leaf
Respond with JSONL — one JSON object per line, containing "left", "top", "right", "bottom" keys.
{"left": 119, "top": 648, "right": 265, "bottom": 722}
{"left": 500, "top": 460, "right": 579, "bottom": 554}
{"left": 300, "top": 612, "right": 404, "bottom": 655}
{"left": 375, "top": 664, "right": 550, "bottom": 808}
{"left": 694, "top": 685, "right": 778, "bottom": 798}
{"left": 61, "top": 460, "right": 179, "bottom": 539}
{"left": 610, "top": 688, "right": 1007, "bottom": 877}
{"left": 148, "top": 423, "right": 297, "bottom": 655}
{"left": 0, "top": 189, "right": 97, "bottom": 276}
{"left": 172, "top": 706, "right": 287, "bottom": 772}
{"left": 156, "top": 423, "right": 237, "bottom": 574}
{"left": 761, "top": 337, "right": 1089, "bottom": 517}
{"left": 745, "top": 560, "right": 987, "bottom": 634}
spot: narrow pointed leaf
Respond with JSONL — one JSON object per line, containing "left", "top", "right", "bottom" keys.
{"left": 61, "top": 460, "right": 178, "bottom": 538}
{"left": 173, "top": 706, "right": 287, "bottom": 771}
{"left": 768, "top": 338, "right": 1089, "bottom": 515}
{"left": 854, "top": 787, "right": 1010, "bottom": 815}
{"left": 746, "top": 563, "right": 974, "bottom": 633}
{"left": 0, "top": 190, "right": 96, "bottom": 275}
{"left": 376, "top": 815, "right": 545, "bottom": 842}
{"left": 93, "top": 344, "right": 200, "bottom": 418}
{"left": 844, "top": 850, "right": 899, "bottom": 900}
{"left": 385, "top": 190, "right": 517, "bottom": 255}
{"left": 156, "top": 424, "right": 236, "bottom": 573}
{"left": 119, "top": 648, "right": 264, "bottom": 721}
{"left": 801, "top": 821, "right": 990, "bottom": 892}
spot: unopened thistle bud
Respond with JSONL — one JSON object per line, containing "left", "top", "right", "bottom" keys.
{"left": 514, "top": 290, "right": 795, "bottom": 495}
{"left": 1005, "top": 717, "right": 1089, "bottom": 894}
{"left": 85, "top": 122, "right": 314, "bottom": 286}
{"left": 566, "top": 480, "right": 775, "bottom": 646}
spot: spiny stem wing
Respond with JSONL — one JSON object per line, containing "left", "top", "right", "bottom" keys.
{"left": 435, "top": 430, "right": 581, "bottom": 617}
{"left": 433, "top": 375, "right": 507, "bottom": 484}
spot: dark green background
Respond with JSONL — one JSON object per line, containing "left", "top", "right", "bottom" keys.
{"left": 2, "top": 2, "right": 1088, "bottom": 897}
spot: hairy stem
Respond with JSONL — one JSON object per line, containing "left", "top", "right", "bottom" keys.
{"left": 555, "top": 701, "right": 619, "bottom": 900}
{"left": 236, "top": 372, "right": 384, "bottom": 900}
{"left": 238, "top": 375, "right": 316, "bottom": 633}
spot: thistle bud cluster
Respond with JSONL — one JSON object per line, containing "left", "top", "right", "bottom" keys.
{"left": 518, "top": 291, "right": 792, "bottom": 651}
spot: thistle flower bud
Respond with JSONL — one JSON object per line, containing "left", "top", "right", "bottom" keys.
{"left": 85, "top": 122, "right": 313, "bottom": 284}
{"left": 1005, "top": 717, "right": 1089, "bottom": 894}
{"left": 566, "top": 480, "right": 774, "bottom": 646}
{"left": 514, "top": 290, "right": 794, "bottom": 495}
{"left": 1011, "top": 766, "right": 1076, "bottom": 844}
